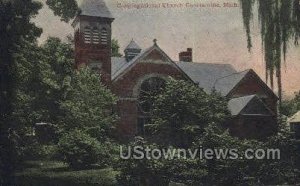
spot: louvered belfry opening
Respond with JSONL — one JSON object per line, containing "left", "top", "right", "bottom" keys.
{"left": 100, "top": 28, "right": 108, "bottom": 45}
{"left": 73, "top": 0, "right": 114, "bottom": 85}
{"left": 84, "top": 26, "right": 92, "bottom": 44}
{"left": 84, "top": 26, "right": 106, "bottom": 45}
{"left": 92, "top": 27, "right": 100, "bottom": 44}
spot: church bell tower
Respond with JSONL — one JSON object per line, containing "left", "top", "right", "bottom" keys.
{"left": 72, "top": 0, "right": 114, "bottom": 85}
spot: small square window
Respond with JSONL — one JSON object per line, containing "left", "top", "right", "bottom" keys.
{"left": 88, "top": 60, "right": 102, "bottom": 72}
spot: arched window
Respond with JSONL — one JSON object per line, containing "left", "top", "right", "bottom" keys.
{"left": 137, "top": 77, "right": 166, "bottom": 135}
{"left": 92, "top": 27, "right": 100, "bottom": 44}
{"left": 100, "top": 28, "right": 108, "bottom": 45}
{"left": 83, "top": 26, "right": 92, "bottom": 44}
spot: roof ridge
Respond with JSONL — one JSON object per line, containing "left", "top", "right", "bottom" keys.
{"left": 216, "top": 69, "right": 251, "bottom": 81}
{"left": 176, "top": 61, "right": 233, "bottom": 66}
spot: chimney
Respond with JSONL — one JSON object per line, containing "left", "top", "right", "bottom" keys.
{"left": 179, "top": 48, "right": 193, "bottom": 62}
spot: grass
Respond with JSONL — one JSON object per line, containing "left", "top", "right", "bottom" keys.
{"left": 15, "top": 160, "right": 118, "bottom": 186}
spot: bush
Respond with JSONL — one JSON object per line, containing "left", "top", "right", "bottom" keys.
{"left": 116, "top": 137, "right": 170, "bottom": 186}
{"left": 149, "top": 79, "right": 229, "bottom": 148}
{"left": 58, "top": 130, "right": 104, "bottom": 169}
{"left": 23, "top": 142, "right": 60, "bottom": 160}
{"left": 20, "top": 136, "right": 61, "bottom": 161}
{"left": 59, "top": 68, "right": 117, "bottom": 141}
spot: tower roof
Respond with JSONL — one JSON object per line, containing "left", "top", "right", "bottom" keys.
{"left": 125, "top": 40, "right": 141, "bottom": 50}
{"left": 79, "top": 0, "right": 113, "bottom": 19}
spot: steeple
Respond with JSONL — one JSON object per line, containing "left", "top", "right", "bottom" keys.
{"left": 124, "top": 40, "right": 142, "bottom": 62}
{"left": 73, "top": 0, "right": 114, "bottom": 85}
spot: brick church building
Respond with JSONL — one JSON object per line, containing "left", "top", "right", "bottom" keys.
{"left": 72, "top": 0, "right": 278, "bottom": 139}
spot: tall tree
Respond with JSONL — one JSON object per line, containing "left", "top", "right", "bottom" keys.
{"left": 46, "top": 0, "right": 78, "bottom": 22}
{"left": 12, "top": 37, "right": 74, "bottom": 134}
{"left": 59, "top": 67, "right": 117, "bottom": 140}
{"left": 148, "top": 79, "right": 229, "bottom": 147}
{"left": 0, "top": 0, "right": 42, "bottom": 184}
{"left": 239, "top": 0, "right": 300, "bottom": 111}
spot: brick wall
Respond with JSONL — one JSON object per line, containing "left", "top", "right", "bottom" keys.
{"left": 228, "top": 72, "right": 278, "bottom": 114}
{"left": 227, "top": 72, "right": 278, "bottom": 138}
{"left": 112, "top": 61, "right": 187, "bottom": 138}
{"left": 228, "top": 116, "right": 277, "bottom": 139}
{"left": 74, "top": 16, "right": 113, "bottom": 86}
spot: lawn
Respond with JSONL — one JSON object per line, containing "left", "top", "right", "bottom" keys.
{"left": 15, "top": 161, "right": 118, "bottom": 186}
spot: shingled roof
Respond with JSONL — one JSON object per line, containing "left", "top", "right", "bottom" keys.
{"left": 214, "top": 70, "right": 250, "bottom": 96}
{"left": 110, "top": 46, "right": 243, "bottom": 96}
{"left": 125, "top": 40, "right": 141, "bottom": 50}
{"left": 112, "top": 46, "right": 153, "bottom": 80}
{"left": 110, "top": 43, "right": 269, "bottom": 99}
{"left": 79, "top": 0, "right": 113, "bottom": 18}
{"left": 176, "top": 62, "right": 237, "bottom": 93}
{"left": 228, "top": 95, "right": 256, "bottom": 116}
{"left": 111, "top": 57, "right": 127, "bottom": 76}
{"left": 228, "top": 95, "right": 274, "bottom": 116}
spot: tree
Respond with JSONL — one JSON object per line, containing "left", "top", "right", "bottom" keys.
{"left": 46, "top": 0, "right": 78, "bottom": 22}
{"left": 112, "top": 39, "right": 123, "bottom": 57}
{"left": 0, "top": 0, "right": 42, "bottom": 184}
{"left": 58, "top": 68, "right": 117, "bottom": 140}
{"left": 58, "top": 129, "right": 106, "bottom": 169}
{"left": 281, "top": 91, "right": 300, "bottom": 116}
{"left": 117, "top": 137, "right": 177, "bottom": 186}
{"left": 148, "top": 78, "right": 230, "bottom": 147}
{"left": 239, "top": 0, "right": 300, "bottom": 110}
{"left": 12, "top": 37, "right": 74, "bottom": 139}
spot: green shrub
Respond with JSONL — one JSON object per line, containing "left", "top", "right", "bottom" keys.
{"left": 40, "top": 145, "right": 60, "bottom": 160}
{"left": 22, "top": 138, "right": 60, "bottom": 161}
{"left": 116, "top": 137, "right": 170, "bottom": 186}
{"left": 58, "top": 130, "right": 103, "bottom": 169}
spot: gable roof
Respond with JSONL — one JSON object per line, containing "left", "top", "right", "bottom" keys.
{"left": 112, "top": 43, "right": 187, "bottom": 81}
{"left": 176, "top": 62, "right": 237, "bottom": 93}
{"left": 214, "top": 69, "right": 250, "bottom": 96}
{"left": 110, "top": 42, "right": 276, "bottom": 101}
{"left": 79, "top": 0, "right": 113, "bottom": 19}
{"left": 289, "top": 111, "right": 300, "bottom": 123}
{"left": 228, "top": 95, "right": 274, "bottom": 116}
{"left": 112, "top": 46, "right": 153, "bottom": 81}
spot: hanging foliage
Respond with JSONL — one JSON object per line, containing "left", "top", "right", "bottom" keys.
{"left": 240, "top": 0, "right": 300, "bottom": 108}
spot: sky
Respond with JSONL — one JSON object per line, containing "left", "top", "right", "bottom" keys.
{"left": 34, "top": 0, "right": 300, "bottom": 98}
